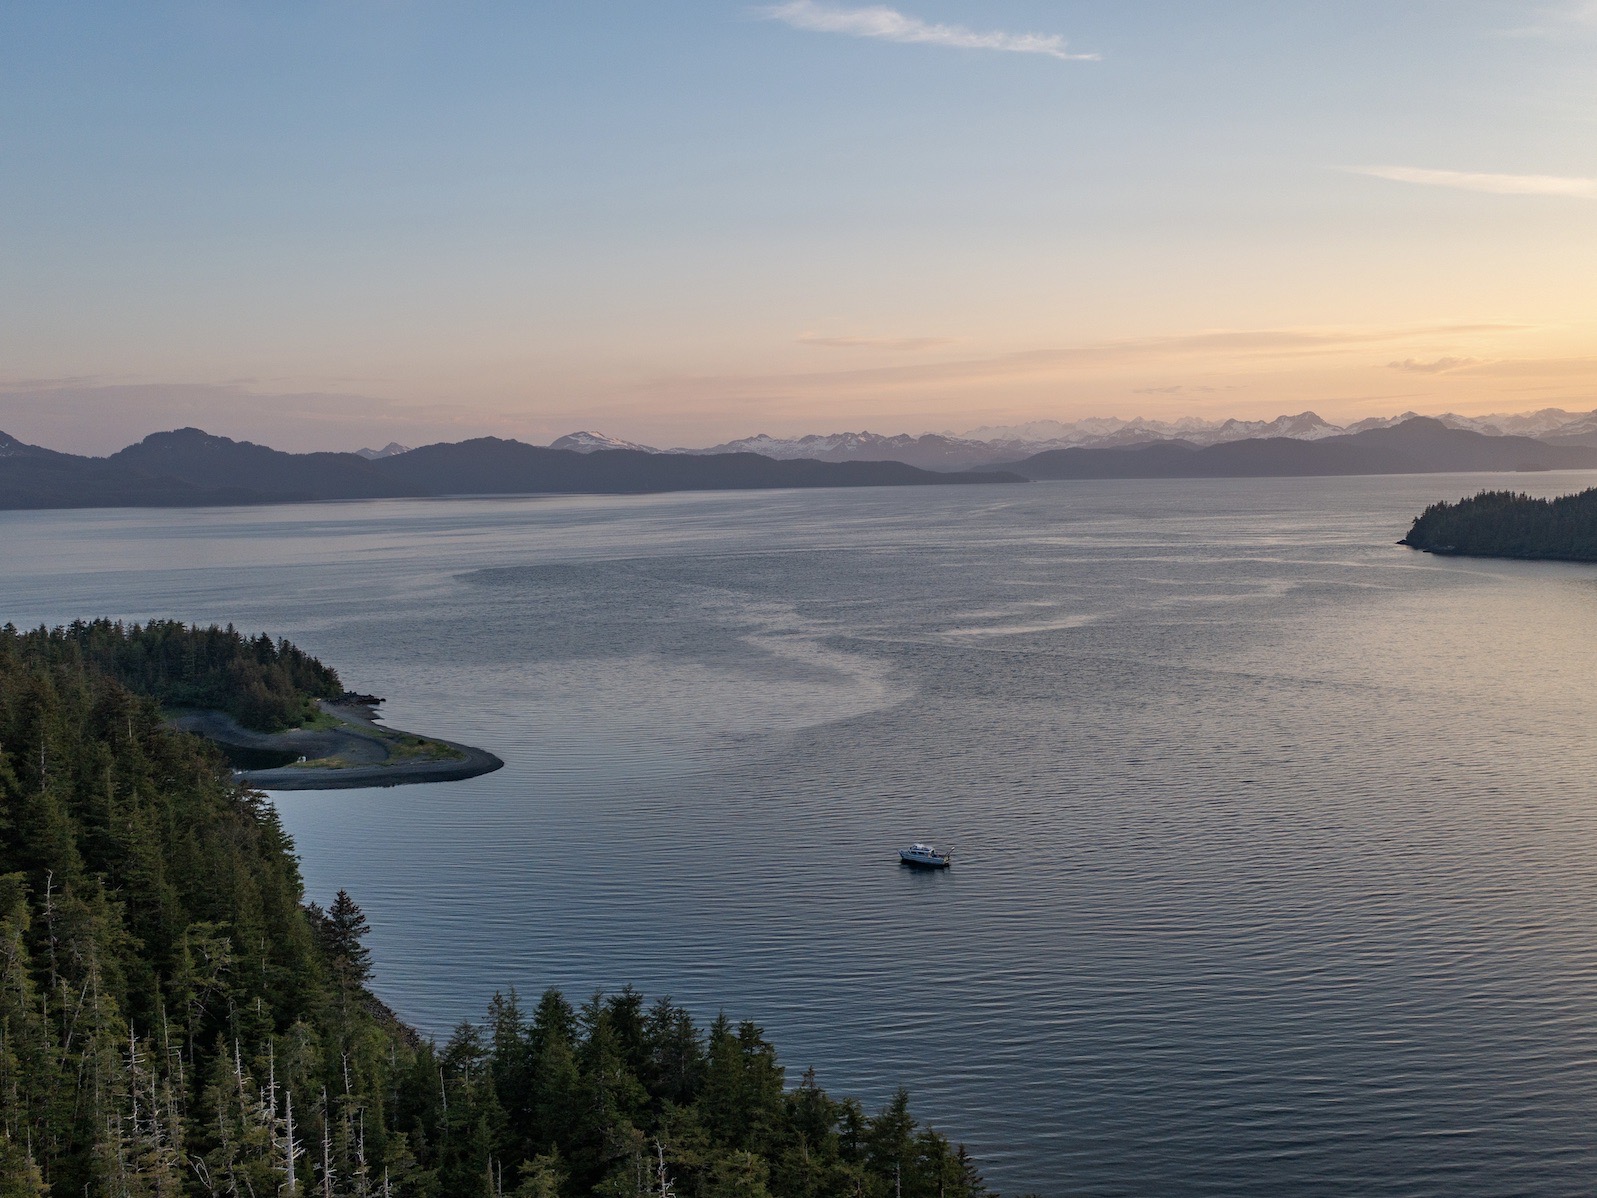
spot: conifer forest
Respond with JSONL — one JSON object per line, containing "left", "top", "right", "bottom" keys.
{"left": 1401, "top": 487, "right": 1597, "bottom": 562}
{"left": 0, "top": 622, "right": 992, "bottom": 1196}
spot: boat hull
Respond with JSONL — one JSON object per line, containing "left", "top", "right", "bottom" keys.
{"left": 899, "top": 854, "right": 951, "bottom": 869}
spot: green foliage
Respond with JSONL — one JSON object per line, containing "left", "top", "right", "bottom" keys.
{"left": 308, "top": 888, "right": 375, "bottom": 989}
{"left": 2, "top": 619, "right": 344, "bottom": 731}
{"left": 1402, "top": 487, "right": 1597, "bottom": 562}
{"left": 0, "top": 629, "right": 991, "bottom": 1196}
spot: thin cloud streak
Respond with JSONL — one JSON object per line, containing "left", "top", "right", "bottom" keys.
{"left": 641, "top": 324, "right": 1530, "bottom": 397}
{"left": 798, "top": 333, "right": 956, "bottom": 351}
{"left": 756, "top": 1, "right": 1099, "bottom": 61}
{"left": 1349, "top": 165, "right": 1597, "bottom": 198}
{"left": 1497, "top": 2, "right": 1597, "bottom": 37}
{"left": 1388, "top": 357, "right": 1479, "bottom": 374}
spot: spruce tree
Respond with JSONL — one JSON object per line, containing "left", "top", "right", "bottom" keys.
{"left": 326, "top": 890, "right": 374, "bottom": 988}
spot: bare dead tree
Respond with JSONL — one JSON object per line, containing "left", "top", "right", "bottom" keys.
{"left": 654, "top": 1138, "right": 675, "bottom": 1197}
{"left": 320, "top": 1088, "right": 334, "bottom": 1198}
{"left": 283, "top": 1089, "right": 301, "bottom": 1196}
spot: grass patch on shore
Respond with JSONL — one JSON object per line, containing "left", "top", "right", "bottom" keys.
{"left": 382, "top": 734, "right": 466, "bottom": 762}
{"left": 299, "top": 707, "right": 343, "bottom": 731}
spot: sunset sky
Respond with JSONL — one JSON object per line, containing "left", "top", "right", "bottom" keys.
{"left": 3, "top": 1, "right": 1596, "bottom": 453}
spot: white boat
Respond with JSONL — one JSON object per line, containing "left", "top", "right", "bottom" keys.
{"left": 899, "top": 842, "right": 951, "bottom": 869}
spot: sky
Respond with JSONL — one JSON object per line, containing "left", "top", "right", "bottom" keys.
{"left": 2, "top": 1, "right": 1596, "bottom": 454}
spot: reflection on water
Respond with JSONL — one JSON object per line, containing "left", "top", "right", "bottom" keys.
{"left": 5, "top": 474, "right": 1597, "bottom": 1195}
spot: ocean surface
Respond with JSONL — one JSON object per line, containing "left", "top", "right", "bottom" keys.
{"left": 6, "top": 473, "right": 1597, "bottom": 1195}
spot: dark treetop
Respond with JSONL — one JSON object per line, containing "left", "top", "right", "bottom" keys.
{"left": 1401, "top": 488, "right": 1597, "bottom": 562}
{"left": 0, "top": 624, "right": 993, "bottom": 1197}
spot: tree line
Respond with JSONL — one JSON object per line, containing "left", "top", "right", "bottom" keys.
{"left": 1401, "top": 487, "right": 1597, "bottom": 562}
{"left": 0, "top": 626, "right": 995, "bottom": 1196}
{"left": 4, "top": 619, "right": 346, "bottom": 731}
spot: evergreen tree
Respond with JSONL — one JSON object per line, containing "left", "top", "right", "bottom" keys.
{"left": 324, "top": 889, "right": 374, "bottom": 988}
{"left": 0, "top": 623, "right": 992, "bottom": 1198}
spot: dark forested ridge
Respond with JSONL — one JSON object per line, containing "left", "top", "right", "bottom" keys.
{"left": 0, "top": 428, "right": 1022, "bottom": 510}
{"left": 0, "top": 628, "right": 993, "bottom": 1196}
{"left": 1401, "top": 488, "right": 1597, "bottom": 561}
{"left": 1001, "top": 417, "right": 1597, "bottom": 479}
{"left": 12, "top": 619, "right": 345, "bottom": 731}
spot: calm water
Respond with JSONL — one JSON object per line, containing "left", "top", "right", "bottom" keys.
{"left": 6, "top": 474, "right": 1597, "bottom": 1195}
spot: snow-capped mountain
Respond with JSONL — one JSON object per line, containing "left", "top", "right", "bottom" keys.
{"left": 681, "top": 431, "right": 1010, "bottom": 471}
{"left": 1457, "top": 408, "right": 1590, "bottom": 437}
{"left": 960, "top": 411, "right": 1344, "bottom": 450}
{"left": 552, "top": 429, "right": 1013, "bottom": 470}
{"left": 1533, "top": 411, "right": 1597, "bottom": 446}
{"left": 670, "top": 417, "right": 1348, "bottom": 468}
{"left": 354, "top": 442, "right": 412, "bottom": 460}
{"left": 549, "top": 431, "right": 660, "bottom": 453}
{"left": 542, "top": 407, "right": 1597, "bottom": 471}
{"left": 963, "top": 416, "right": 1204, "bottom": 445}
{"left": 1342, "top": 409, "right": 1595, "bottom": 438}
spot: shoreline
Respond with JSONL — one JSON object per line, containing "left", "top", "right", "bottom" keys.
{"left": 1402, "top": 543, "right": 1597, "bottom": 564}
{"left": 166, "top": 699, "right": 504, "bottom": 790}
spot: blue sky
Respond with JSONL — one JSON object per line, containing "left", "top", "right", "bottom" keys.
{"left": 2, "top": 2, "right": 1595, "bottom": 451}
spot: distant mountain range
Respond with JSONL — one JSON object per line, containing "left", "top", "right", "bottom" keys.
{"left": 551, "top": 407, "right": 1597, "bottom": 472}
{"left": 1001, "top": 417, "right": 1597, "bottom": 480}
{"left": 6, "top": 410, "right": 1597, "bottom": 511}
{"left": 0, "top": 427, "right": 1021, "bottom": 510}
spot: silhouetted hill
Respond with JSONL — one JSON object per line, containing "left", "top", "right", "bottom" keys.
{"left": 1402, "top": 488, "right": 1597, "bottom": 561}
{"left": 1002, "top": 418, "right": 1597, "bottom": 479}
{"left": 0, "top": 430, "right": 256, "bottom": 508}
{"left": 371, "top": 436, "right": 1008, "bottom": 494}
{"left": 12, "top": 418, "right": 1588, "bottom": 511}
{"left": 0, "top": 428, "right": 1022, "bottom": 509}
{"left": 109, "top": 427, "right": 401, "bottom": 500}
{"left": 1540, "top": 429, "right": 1597, "bottom": 450}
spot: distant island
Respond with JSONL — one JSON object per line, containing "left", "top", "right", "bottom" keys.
{"left": 1401, "top": 488, "right": 1597, "bottom": 562}
{"left": 0, "top": 427, "right": 1022, "bottom": 510}
{"left": 25, "top": 619, "right": 503, "bottom": 788}
{"left": 0, "top": 620, "right": 991, "bottom": 1195}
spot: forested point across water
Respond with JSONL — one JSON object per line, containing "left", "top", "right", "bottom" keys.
{"left": 6, "top": 619, "right": 346, "bottom": 732}
{"left": 1401, "top": 488, "right": 1597, "bottom": 562}
{"left": 0, "top": 626, "right": 994, "bottom": 1196}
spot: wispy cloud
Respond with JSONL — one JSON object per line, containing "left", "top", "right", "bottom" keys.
{"left": 1348, "top": 165, "right": 1597, "bottom": 198}
{"left": 756, "top": 1, "right": 1099, "bottom": 61}
{"left": 1388, "top": 357, "right": 1480, "bottom": 374}
{"left": 641, "top": 324, "right": 1529, "bottom": 401}
{"left": 1497, "top": 2, "right": 1597, "bottom": 37}
{"left": 798, "top": 333, "right": 955, "bottom": 351}
{"left": 1462, "top": 356, "right": 1597, "bottom": 380}
{"left": 1566, "top": 0, "right": 1597, "bottom": 26}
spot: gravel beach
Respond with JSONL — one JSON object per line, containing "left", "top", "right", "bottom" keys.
{"left": 167, "top": 699, "right": 503, "bottom": 790}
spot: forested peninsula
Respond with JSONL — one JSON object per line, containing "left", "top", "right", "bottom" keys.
{"left": 1401, "top": 488, "right": 1597, "bottom": 562}
{"left": 26, "top": 620, "right": 502, "bottom": 788}
{"left": 0, "top": 623, "right": 994, "bottom": 1195}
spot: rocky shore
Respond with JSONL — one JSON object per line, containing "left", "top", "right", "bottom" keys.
{"left": 166, "top": 699, "right": 503, "bottom": 790}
